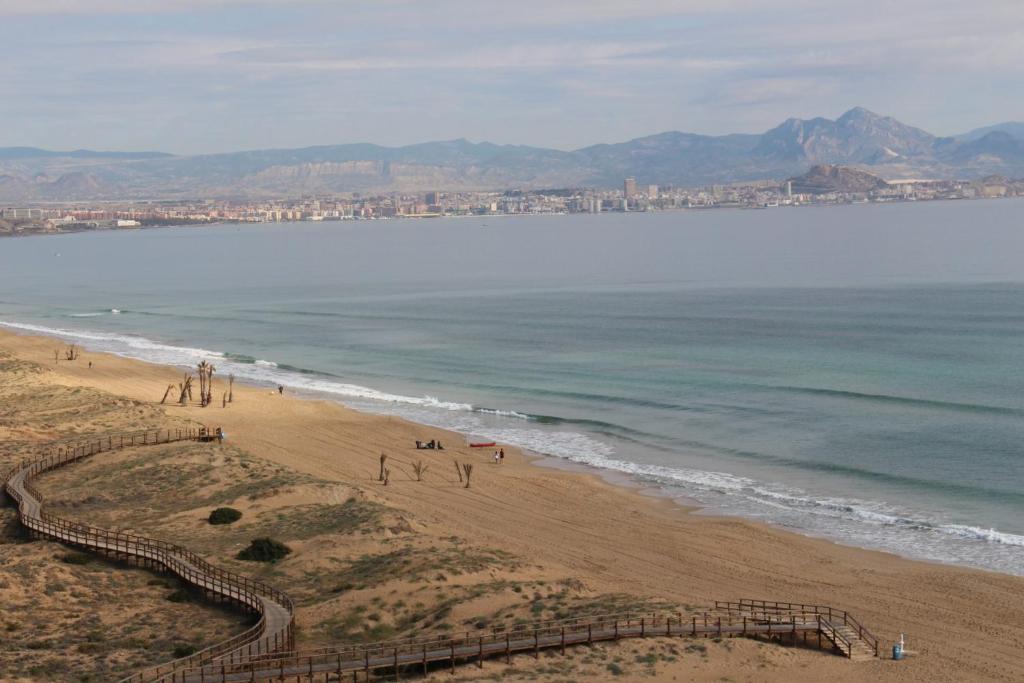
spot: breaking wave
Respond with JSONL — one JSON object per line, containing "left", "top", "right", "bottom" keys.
{"left": 2, "top": 317, "right": 1021, "bottom": 574}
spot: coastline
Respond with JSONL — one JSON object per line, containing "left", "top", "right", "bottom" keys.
{"left": 3, "top": 316, "right": 1020, "bottom": 578}
{"left": 2, "top": 326, "right": 1023, "bottom": 681}
{"left": 4, "top": 195, "right": 1024, "bottom": 242}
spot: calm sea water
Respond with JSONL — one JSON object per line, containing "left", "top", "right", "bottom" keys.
{"left": 2, "top": 200, "right": 1023, "bottom": 574}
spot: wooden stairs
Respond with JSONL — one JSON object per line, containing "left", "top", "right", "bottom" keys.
{"left": 716, "top": 600, "right": 880, "bottom": 660}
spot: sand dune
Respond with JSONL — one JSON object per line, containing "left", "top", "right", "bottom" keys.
{"left": 1, "top": 328, "right": 1022, "bottom": 682}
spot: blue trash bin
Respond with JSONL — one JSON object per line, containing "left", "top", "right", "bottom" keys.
{"left": 892, "top": 644, "right": 903, "bottom": 660}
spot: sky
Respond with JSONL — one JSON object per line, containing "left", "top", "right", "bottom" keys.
{"left": 0, "top": 0, "right": 1021, "bottom": 155}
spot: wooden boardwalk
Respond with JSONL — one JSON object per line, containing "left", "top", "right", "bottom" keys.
{"left": 2, "top": 428, "right": 295, "bottom": 681}
{"left": 2, "top": 427, "right": 880, "bottom": 682}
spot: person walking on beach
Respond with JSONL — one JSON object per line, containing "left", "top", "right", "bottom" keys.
{"left": 499, "top": 448, "right": 504, "bottom": 463}
{"left": 494, "top": 451, "right": 500, "bottom": 465}
{"left": 278, "top": 385, "right": 284, "bottom": 395}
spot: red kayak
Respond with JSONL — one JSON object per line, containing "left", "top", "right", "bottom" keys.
{"left": 469, "top": 442, "right": 496, "bottom": 448}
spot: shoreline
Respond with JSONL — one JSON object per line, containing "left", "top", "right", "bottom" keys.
{"left": 2, "top": 326, "right": 1024, "bottom": 680}
{"left": 2, "top": 318, "right": 1021, "bottom": 579}
{"left": 4, "top": 196, "right": 1023, "bottom": 242}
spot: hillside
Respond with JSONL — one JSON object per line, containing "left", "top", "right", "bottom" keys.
{"left": 787, "top": 165, "right": 890, "bottom": 194}
{"left": 1, "top": 108, "right": 1023, "bottom": 200}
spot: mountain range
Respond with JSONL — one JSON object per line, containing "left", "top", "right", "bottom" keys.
{"left": 1, "top": 108, "right": 1022, "bottom": 201}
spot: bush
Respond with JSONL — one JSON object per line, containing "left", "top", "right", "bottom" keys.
{"left": 237, "top": 537, "right": 291, "bottom": 562}
{"left": 59, "top": 552, "right": 91, "bottom": 565}
{"left": 172, "top": 644, "right": 197, "bottom": 658}
{"left": 166, "top": 589, "right": 191, "bottom": 603}
{"left": 208, "top": 507, "right": 242, "bottom": 525}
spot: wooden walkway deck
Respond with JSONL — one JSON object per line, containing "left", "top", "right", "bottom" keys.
{"left": 1, "top": 428, "right": 295, "bottom": 681}
{"left": 1, "top": 427, "right": 880, "bottom": 682}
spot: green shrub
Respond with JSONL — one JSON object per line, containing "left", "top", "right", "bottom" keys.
{"left": 59, "top": 552, "right": 91, "bottom": 565}
{"left": 172, "top": 644, "right": 197, "bottom": 658}
{"left": 237, "top": 537, "right": 291, "bottom": 562}
{"left": 208, "top": 507, "right": 242, "bottom": 525}
{"left": 166, "top": 589, "right": 191, "bottom": 603}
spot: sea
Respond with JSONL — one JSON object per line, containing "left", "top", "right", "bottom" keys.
{"left": 1, "top": 199, "right": 1022, "bottom": 575}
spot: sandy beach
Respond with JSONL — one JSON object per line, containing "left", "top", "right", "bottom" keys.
{"left": 1, "top": 326, "right": 1022, "bottom": 682}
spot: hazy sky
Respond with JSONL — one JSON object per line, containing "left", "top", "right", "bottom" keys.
{"left": 1, "top": 0, "right": 1021, "bottom": 154}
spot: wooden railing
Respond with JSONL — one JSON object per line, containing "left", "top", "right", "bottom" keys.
{"left": 162, "top": 609, "right": 853, "bottom": 682}
{"left": 2, "top": 428, "right": 880, "bottom": 683}
{"left": 715, "top": 599, "right": 879, "bottom": 657}
{"left": 1, "top": 427, "right": 296, "bottom": 683}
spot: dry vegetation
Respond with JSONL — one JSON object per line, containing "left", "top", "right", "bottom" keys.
{"left": 0, "top": 351, "right": 243, "bottom": 681}
{"left": 2, "top": 349, "right": 708, "bottom": 682}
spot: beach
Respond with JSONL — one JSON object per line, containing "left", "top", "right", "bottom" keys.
{"left": 1, "top": 327, "right": 1022, "bottom": 682}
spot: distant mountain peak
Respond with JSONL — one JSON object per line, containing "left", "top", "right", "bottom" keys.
{"left": 838, "top": 106, "right": 882, "bottom": 122}
{"left": 957, "top": 121, "right": 1024, "bottom": 142}
{"left": 1, "top": 108, "right": 1023, "bottom": 200}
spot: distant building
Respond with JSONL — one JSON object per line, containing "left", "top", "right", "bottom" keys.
{"left": 624, "top": 177, "right": 637, "bottom": 198}
{"left": 425, "top": 191, "right": 440, "bottom": 205}
{"left": 647, "top": 184, "right": 658, "bottom": 199}
{"left": 2, "top": 208, "right": 42, "bottom": 220}
{"left": 116, "top": 219, "right": 141, "bottom": 227}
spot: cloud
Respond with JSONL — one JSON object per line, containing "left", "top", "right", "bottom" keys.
{"left": 0, "top": 0, "right": 308, "bottom": 14}
{"left": 0, "top": 0, "right": 1020, "bottom": 152}
{"left": 225, "top": 41, "right": 700, "bottom": 72}
{"left": 0, "top": 0, "right": 800, "bottom": 18}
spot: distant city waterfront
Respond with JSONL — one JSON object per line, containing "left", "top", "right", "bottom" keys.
{"left": 2, "top": 172, "right": 1022, "bottom": 237}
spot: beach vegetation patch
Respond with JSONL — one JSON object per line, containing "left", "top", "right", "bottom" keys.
{"left": 237, "top": 537, "right": 292, "bottom": 562}
{"left": 59, "top": 552, "right": 91, "bottom": 565}
{"left": 208, "top": 507, "right": 242, "bottom": 525}
{"left": 172, "top": 644, "right": 197, "bottom": 658}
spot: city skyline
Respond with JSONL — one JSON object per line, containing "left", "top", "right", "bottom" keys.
{"left": 1, "top": 1, "right": 1021, "bottom": 154}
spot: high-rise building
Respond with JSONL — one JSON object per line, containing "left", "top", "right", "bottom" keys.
{"left": 624, "top": 177, "right": 637, "bottom": 198}
{"left": 647, "top": 185, "right": 658, "bottom": 199}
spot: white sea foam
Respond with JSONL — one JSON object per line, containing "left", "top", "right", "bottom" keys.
{"left": 939, "top": 524, "right": 1024, "bottom": 547}
{"left": 3, "top": 317, "right": 1022, "bottom": 574}
{"left": 476, "top": 408, "right": 532, "bottom": 420}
